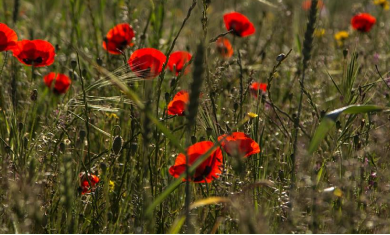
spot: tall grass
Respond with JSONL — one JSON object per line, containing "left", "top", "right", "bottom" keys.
{"left": 0, "top": 0, "right": 390, "bottom": 233}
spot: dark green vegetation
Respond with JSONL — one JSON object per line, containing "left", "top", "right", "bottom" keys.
{"left": 0, "top": 0, "right": 389, "bottom": 233}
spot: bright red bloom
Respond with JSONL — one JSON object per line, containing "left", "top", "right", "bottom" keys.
{"left": 169, "top": 141, "right": 223, "bottom": 183}
{"left": 218, "top": 132, "right": 260, "bottom": 158}
{"left": 168, "top": 51, "right": 192, "bottom": 76}
{"left": 302, "top": 0, "right": 324, "bottom": 11}
{"left": 351, "top": 13, "right": 376, "bottom": 33}
{"left": 223, "top": 12, "right": 255, "bottom": 37}
{"left": 79, "top": 173, "right": 100, "bottom": 195}
{"left": 43, "top": 72, "right": 71, "bottom": 94}
{"left": 167, "top": 90, "right": 189, "bottom": 116}
{"left": 128, "top": 48, "right": 166, "bottom": 79}
{"left": 250, "top": 82, "right": 267, "bottom": 97}
{"left": 216, "top": 37, "right": 233, "bottom": 59}
{"left": 0, "top": 23, "right": 17, "bottom": 52}
{"left": 103, "top": 23, "right": 135, "bottom": 55}
{"left": 12, "top": 40, "right": 55, "bottom": 67}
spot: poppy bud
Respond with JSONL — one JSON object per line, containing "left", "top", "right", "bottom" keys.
{"left": 30, "top": 89, "right": 38, "bottom": 101}
{"left": 70, "top": 59, "right": 77, "bottom": 69}
{"left": 82, "top": 69, "right": 87, "bottom": 78}
{"left": 59, "top": 142, "right": 65, "bottom": 152}
{"left": 199, "top": 136, "right": 206, "bottom": 142}
{"left": 191, "top": 136, "right": 197, "bottom": 144}
{"left": 96, "top": 57, "right": 103, "bottom": 66}
{"left": 170, "top": 78, "right": 177, "bottom": 87}
{"left": 343, "top": 49, "right": 348, "bottom": 59}
{"left": 112, "top": 135, "right": 123, "bottom": 155}
{"left": 79, "top": 130, "right": 86, "bottom": 141}
{"left": 336, "top": 121, "right": 341, "bottom": 129}
{"left": 320, "top": 110, "right": 326, "bottom": 118}
{"left": 234, "top": 102, "right": 239, "bottom": 111}
{"left": 100, "top": 162, "right": 108, "bottom": 173}
{"left": 131, "top": 142, "right": 138, "bottom": 152}
{"left": 164, "top": 92, "right": 170, "bottom": 104}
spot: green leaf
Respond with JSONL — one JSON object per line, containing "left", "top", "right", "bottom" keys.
{"left": 308, "top": 105, "right": 384, "bottom": 154}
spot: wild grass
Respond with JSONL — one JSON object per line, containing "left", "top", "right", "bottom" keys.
{"left": 0, "top": 0, "right": 390, "bottom": 233}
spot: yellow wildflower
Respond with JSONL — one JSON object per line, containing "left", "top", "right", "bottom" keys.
{"left": 314, "top": 28, "right": 325, "bottom": 38}
{"left": 105, "top": 113, "right": 119, "bottom": 120}
{"left": 247, "top": 112, "right": 258, "bottom": 119}
{"left": 374, "top": 0, "right": 390, "bottom": 10}
{"left": 334, "top": 31, "right": 349, "bottom": 46}
{"left": 109, "top": 180, "right": 115, "bottom": 192}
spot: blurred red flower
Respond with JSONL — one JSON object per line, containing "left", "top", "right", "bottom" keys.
{"left": 0, "top": 23, "right": 17, "bottom": 52}
{"left": 250, "top": 82, "right": 267, "bottom": 97}
{"left": 103, "top": 23, "right": 135, "bottom": 54}
{"left": 218, "top": 132, "right": 260, "bottom": 158}
{"left": 216, "top": 37, "right": 233, "bottom": 59}
{"left": 168, "top": 51, "right": 192, "bottom": 76}
{"left": 128, "top": 48, "right": 166, "bottom": 79}
{"left": 43, "top": 72, "right": 71, "bottom": 94}
{"left": 351, "top": 13, "right": 376, "bottom": 33}
{"left": 302, "top": 0, "right": 324, "bottom": 11}
{"left": 167, "top": 90, "right": 189, "bottom": 116}
{"left": 169, "top": 141, "right": 223, "bottom": 183}
{"left": 79, "top": 173, "right": 100, "bottom": 195}
{"left": 12, "top": 40, "right": 55, "bottom": 67}
{"left": 223, "top": 12, "right": 255, "bottom": 37}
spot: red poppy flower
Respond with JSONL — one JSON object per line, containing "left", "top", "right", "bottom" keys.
{"left": 216, "top": 37, "right": 233, "bottom": 59}
{"left": 218, "top": 132, "right": 260, "bottom": 158}
{"left": 168, "top": 51, "right": 192, "bottom": 76}
{"left": 351, "top": 13, "right": 376, "bottom": 33}
{"left": 167, "top": 90, "right": 189, "bottom": 116}
{"left": 0, "top": 23, "right": 17, "bottom": 52}
{"left": 223, "top": 12, "right": 255, "bottom": 37}
{"left": 128, "top": 48, "right": 166, "bottom": 79}
{"left": 169, "top": 141, "right": 223, "bottom": 183}
{"left": 79, "top": 173, "right": 100, "bottom": 195}
{"left": 103, "top": 23, "right": 135, "bottom": 55}
{"left": 250, "top": 82, "right": 267, "bottom": 97}
{"left": 12, "top": 40, "right": 55, "bottom": 67}
{"left": 43, "top": 72, "right": 71, "bottom": 94}
{"left": 302, "top": 0, "right": 324, "bottom": 11}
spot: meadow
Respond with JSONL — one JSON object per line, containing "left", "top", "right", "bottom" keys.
{"left": 0, "top": 0, "right": 390, "bottom": 233}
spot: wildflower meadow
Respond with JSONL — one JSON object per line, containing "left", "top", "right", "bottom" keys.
{"left": 1, "top": 0, "right": 390, "bottom": 233}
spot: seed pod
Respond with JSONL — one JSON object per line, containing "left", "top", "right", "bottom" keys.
{"left": 112, "top": 135, "right": 123, "bottom": 155}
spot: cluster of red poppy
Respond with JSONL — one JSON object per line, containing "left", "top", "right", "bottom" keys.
{"left": 169, "top": 132, "right": 260, "bottom": 183}
{"left": 0, "top": 23, "right": 71, "bottom": 94}
{"left": 79, "top": 172, "right": 100, "bottom": 195}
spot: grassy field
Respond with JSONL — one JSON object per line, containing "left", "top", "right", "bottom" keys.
{"left": 0, "top": 0, "right": 390, "bottom": 233}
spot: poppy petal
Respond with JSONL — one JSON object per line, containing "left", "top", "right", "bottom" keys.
{"left": 128, "top": 48, "right": 166, "bottom": 79}
{"left": 169, "top": 141, "right": 223, "bottom": 183}
{"left": 103, "top": 23, "right": 135, "bottom": 54}
{"left": 167, "top": 90, "right": 189, "bottom": 116}
{"left": 216, "top": 37, "right": 233, "bottom": 59}
{"left": 223, "top": 12, "right": 255, "bottom": 37}
{"left": 168, "top": 51, "right": 192, "bottom": 76}
{"left": 0, "top": 23, "right": 17, "bottom": 51}
{"left": 43, "top": 72, "right": 71, "bottom": 94}
{"left": 12, "top": 40, "right": 55, "bottom": 67}
{"left": 218, "top": 132, "right": 260, "bottom": 158}
{"left": 351, "top": 13, "right": 376, "bottom": 33}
